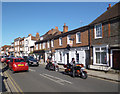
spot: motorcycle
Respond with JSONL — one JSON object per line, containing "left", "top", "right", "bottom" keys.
{"left": 45, "top": 61, "right": 59, "bottom": 72}
{"left": 64, "top": 63, "right": 87, "bottom": 79}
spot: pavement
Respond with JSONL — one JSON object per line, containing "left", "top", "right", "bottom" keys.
{"left": 39, "top": 62, "right": 120, "bottom": 82}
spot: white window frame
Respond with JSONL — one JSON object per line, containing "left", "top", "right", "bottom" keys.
{"left": 93, "top": 45, "right": 109, "bottom": 66}
{"left": 47, "top": 41, "right": 50, "bottom": 48}
{"left": 59, "top": 37, "right": 62, "bottom": 46}
{"left": 43, "top": 42, "right": 45, "bottom": 49}
{"left": 94, "top": 23, "right": 102, "bottom": 39}
{"left": 39, "top": 43, "right": 41, "bottom": 49}
{"left": 51, "top": 40, "right": 54, "bottom": 47}
{"left": 36, "top": 44, "right": 38, "bottom": 50}
{"left": 67, "top": 35, "right": 71, "bottom": 44}
{"left": 76, "top": 32, "right": 81, "bottom": 43}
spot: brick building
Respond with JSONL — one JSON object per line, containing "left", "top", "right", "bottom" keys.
{"left": 89, "top": 3, "right": 120, "bottom": 70}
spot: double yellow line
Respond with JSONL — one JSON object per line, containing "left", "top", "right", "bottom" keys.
{"left": 4, "top": 71, "right": 24, "bottom": 94}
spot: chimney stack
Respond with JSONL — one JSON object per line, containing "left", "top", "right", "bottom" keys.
{"left": 63, "top": 23, "right": 68, "bottom": 33}
{"left": 55, "top": 26, "right": 58, "bottom": 30}
{"left": 107, "top": 4, "right": 111, "bottom": 10}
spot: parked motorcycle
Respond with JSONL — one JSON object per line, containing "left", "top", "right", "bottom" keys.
{"left": 45, "top": 61, "right": 59, "bottom": 72}
{"left": 64, "top": 63, "right": 87, "bottom": 79}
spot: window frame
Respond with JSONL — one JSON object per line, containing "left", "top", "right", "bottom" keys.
{"left": 67, "top": 35, "right": 71, "bottom": 44}
{"left": 51, "top": 39, "right": 54, "bottom": 48}
{"left": 94, "top": 23, "right": 102, "bottom": 39}
{"left": 76, "top": 32, "right": 81, "bottom": 43}
{"left": 93, "top": 45, "right": 109, "bottom": 66}
{"left": 47, "top": 41, "right": 50, "bottom": 48}
{"left": 59, "top": 37, "right": 62, "bottom": 46}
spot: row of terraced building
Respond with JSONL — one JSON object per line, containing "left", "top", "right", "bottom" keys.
{"left": 0, "top": 3, "right": 120, "bottom": 70}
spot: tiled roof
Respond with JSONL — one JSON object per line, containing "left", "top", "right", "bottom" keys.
{"left": 89, "top": 2, "right": 120, "bottom": 25}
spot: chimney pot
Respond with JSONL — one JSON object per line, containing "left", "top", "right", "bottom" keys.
{"left": 63, "top": 23, "right": 68, "bottom": 33}
{"left": 107, "top": 4, "right": 111, "bottom": 10}
{"left": 55, "top": 26, "right": 58, "bottom": 30}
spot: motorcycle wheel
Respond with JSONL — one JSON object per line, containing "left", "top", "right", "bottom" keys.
{"left": 81, "top": 71, "right": 87, "bottom": 79}
{"left": 72, "top": 70, "right": 75, "bottom": 78}
{"left": 55, "top": 67, "right": 59, "bottom": 72}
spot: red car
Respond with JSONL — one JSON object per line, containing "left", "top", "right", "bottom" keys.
{"left": 1, "top": 56, "right": 7, "bottom": 63}
{"left": 9, "top": 58, "right": 29, "bottom": 73}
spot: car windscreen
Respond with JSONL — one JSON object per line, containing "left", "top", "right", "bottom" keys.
{"left": 29, "top": 56, "right": 34, "bottom": 60}
{"left": 14, "top": 59, "right": 25, "bottom": 62}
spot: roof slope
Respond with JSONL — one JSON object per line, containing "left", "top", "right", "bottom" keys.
{"left": 89, "top": 2, "right": 120, "bottom": 25}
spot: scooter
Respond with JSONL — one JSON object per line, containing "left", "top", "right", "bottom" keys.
{"left": 64, "top": 63, "right": 87, "bottom": 79}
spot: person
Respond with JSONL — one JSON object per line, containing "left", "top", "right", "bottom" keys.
{"left": 69, "top": 58, "right": 75, "bottom": 71}
{"left": 70, "top": 58, "right": 75, "bottom": 65}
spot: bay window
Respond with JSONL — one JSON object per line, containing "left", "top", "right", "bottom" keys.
{"left": 94, "top": 46, "right": 108, "bottom": 65}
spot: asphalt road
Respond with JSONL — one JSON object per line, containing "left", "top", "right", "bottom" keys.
{"left": 1, "top": 64, "right": 119, "bottom": 93}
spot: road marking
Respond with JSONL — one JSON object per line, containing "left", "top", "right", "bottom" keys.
{"left": 40, "top": 73, "right": 72, "bottom": 85}
{"left": 29, "top": 68, "right": 36, "bottom": 72}
{"left": 43, "top": 73, "right": 72, "bottom": 84}
{"left": 4, "top": 72, "right": 20, "bottom": 94}
{"left": 40, "top": 74, "right": 64, "bottom": 85}
{"left": 0, "top": 72, "right": 3, "bottom": 76}
{"left": 6, "top": 71, "right": 24, "bottom": 94}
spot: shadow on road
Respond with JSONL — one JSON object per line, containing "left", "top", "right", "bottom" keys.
{"left": 0, "top": 67, "right": 8, "bottom": 93}
{"left": 2, "top": 64, "right": 9, "bottom": 73}
{"left": 2, "top": 76, "right": 8, "bottom": 92}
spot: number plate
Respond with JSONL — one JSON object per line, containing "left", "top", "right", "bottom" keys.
{"left": 18, "top": 64, "right": 24, "bottom": 66}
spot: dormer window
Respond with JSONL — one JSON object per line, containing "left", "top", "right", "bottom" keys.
{"left": 94, "top": 24, "right": 102, "bottom": 39}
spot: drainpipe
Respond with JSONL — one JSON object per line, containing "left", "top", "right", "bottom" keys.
{"left": 87, "top": 27, "right": 91, "bottom": 69}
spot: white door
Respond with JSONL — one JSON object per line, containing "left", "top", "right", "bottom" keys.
{"left": 78, "top": 51, "right": 85, "bottom": 66}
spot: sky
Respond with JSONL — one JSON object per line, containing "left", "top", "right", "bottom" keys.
{"left": 1, "top": 2, "right": 117, "bottom": 46}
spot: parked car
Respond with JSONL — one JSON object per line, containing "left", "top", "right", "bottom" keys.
{"left": 9, "top": 58, "right": 29, "bottom": 73}
{"left": 45, "top": 61, "right": 59, "bottom": 72}
{"left": 5, "top": 57, "right": 11, "bottom": 65}
{"left": 23, "top": 56, "right": 39, "bottom": 66}
{"left": 0, "top": 55, "right": 9, "bottom": 63}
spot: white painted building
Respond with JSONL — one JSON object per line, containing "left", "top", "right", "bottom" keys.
{"left": 55, "top": 47, "right": 89, "bottom": 67}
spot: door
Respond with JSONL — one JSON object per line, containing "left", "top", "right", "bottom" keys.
{"left": 79, "top": 51, "right": 85, "bottom": 66}
{"left": 67, "top": 53, "right": 69, "bottom": 65}
{"left": 113, "top": 50, "right": 120, "bottom": 70}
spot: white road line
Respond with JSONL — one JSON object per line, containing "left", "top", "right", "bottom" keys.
{"left": 40, "top": 74, "right": 64, "bottom": 85}
{"left": 0, "top": 72, "right": 3, "bottom": 76}
{"left": 43, "top": 73, "right": 72, "bottom": 84}
{"left": 29, "top": 68, "right": 36, "bottom": 72}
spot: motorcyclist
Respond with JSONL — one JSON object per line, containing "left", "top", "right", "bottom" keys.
{"left": 70, "top": 58, "right": 75, "bottom": 71}
{"left": 46, "top": 56, "right": 52, "bottom": 69}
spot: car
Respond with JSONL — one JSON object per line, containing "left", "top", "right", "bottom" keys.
{"left": 23, "top": 56, "right": 39, "bottom": 66}
{"left": 5, "top": 57, "right": 11, "bottom": 65}
{"left": 9, "top": 58, "right": 29, "bottom": 73}
{"left": 1, "top": 55, "right": 9, "bottom": 63}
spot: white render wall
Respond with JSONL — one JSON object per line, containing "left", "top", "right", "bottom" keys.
{"left": 24, "top": 36, "right": 36, "bottom": 56}
{"left": 55, "top": 47, "right": 89, "bottom": 67}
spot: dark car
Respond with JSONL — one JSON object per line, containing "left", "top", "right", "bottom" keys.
{"left": 23, "top": 56, "right": 39, "bottom": 66}
{"left": 5, "top": 57, "right": 11, "bottom": 65}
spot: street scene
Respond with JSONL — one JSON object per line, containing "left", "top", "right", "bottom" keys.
{"left": 0, "top": 1, "right": 120, "bottom": 93}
